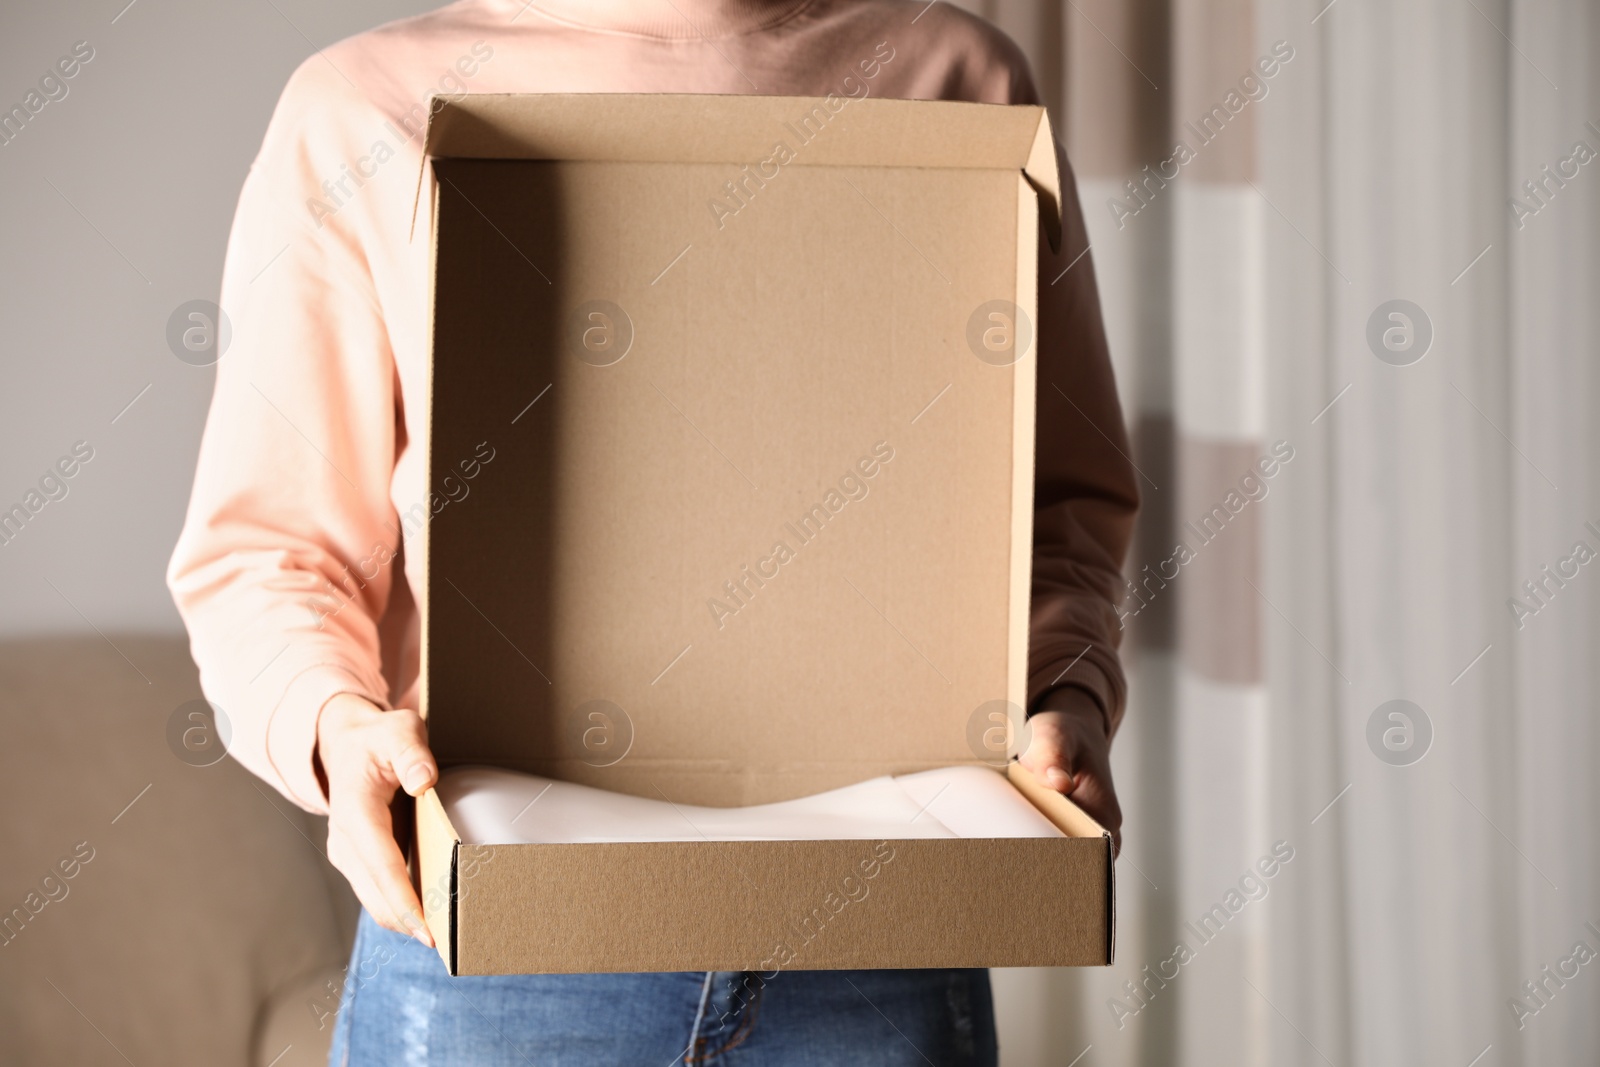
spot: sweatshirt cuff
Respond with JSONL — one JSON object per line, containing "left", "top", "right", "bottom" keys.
{"left": 265, "top": 663, "right": 389, "bottom": 815}
{"left": 1027, "top": 656, "right": 1119, "bottom": 736}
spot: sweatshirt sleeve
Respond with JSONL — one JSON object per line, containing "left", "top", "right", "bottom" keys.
{"left": 166, "top": 60, "right": 400, "bottom": 814}
{"left": 1009, "top": 65, "right": 1141, "bottom": 737}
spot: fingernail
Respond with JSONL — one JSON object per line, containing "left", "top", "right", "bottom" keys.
{"left": 402, "top": 762, "right": 433, "bottom": 793}
{"left": 1045, "top": 767, "right": 1072, "bottom": 791}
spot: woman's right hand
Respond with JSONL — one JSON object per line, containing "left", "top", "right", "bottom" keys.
{"left": 315, "top": 693, "right": 438, "bottom": 946}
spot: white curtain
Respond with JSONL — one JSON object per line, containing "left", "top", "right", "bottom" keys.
{"left": 957, "top": 0, "right": 1600, "bottom": 1063}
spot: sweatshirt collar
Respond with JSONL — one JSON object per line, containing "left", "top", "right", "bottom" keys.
{"left": 515, "top": 0, "right": 818, "bottom": 39}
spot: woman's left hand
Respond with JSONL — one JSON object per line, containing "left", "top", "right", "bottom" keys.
{"left": 1017, "top": 688, "right": 1123, "bottom": 855}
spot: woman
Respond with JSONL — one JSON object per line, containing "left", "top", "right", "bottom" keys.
{"left": 168, "top": 1, "right": 1137, "bottom": 1062}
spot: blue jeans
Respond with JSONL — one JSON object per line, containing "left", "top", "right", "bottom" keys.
{"left": 328, "top": 909, "right": 996, "bottom": 1065}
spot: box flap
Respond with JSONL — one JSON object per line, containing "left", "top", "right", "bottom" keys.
{"left": 413, "top": 787, "right": 459, "bottom": 972}
{"left": 410, "top": 93, "right": 1061, "bottom": 248}
{"left": 1005, "top": 762, "right": 1108, "bottom": 838}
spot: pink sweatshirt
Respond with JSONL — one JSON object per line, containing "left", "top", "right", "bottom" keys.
{"left": 167, "top": 0, "right": 1139, "bottom": 816}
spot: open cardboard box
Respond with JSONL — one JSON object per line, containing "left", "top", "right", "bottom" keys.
{"left": 408, "top": 93, "right": 1114, "bottom": 975}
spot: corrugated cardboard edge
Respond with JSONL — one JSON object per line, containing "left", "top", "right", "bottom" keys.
{"left": 1025, "top": 110, "right": 1063, "bottom": 254}
{"left": 417, "top": 172, "right": 440, "bottom": 731}
{"left": 1010, "top": 172, "right": 1040, "bottom": 719}
{"left": 409, "top": 96, "right": 451, "bottom": 243}
{"left": 415, "top": 786, "right": 460, "bottom": 974}
{"left": 1007, "top": 762, "right": 1116, "bottom": 963}
{"left": 414, "top": 172, "right": 450, "bottom": 972}
{"left": 409, "top": 94, "right": 1064, "bottom": 247}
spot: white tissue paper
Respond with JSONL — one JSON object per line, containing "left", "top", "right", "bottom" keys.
{"left": 436, "top": 764, "right": 1066, "bottom": 845}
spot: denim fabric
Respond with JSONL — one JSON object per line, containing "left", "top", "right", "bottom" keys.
{"left": 328, "top": 909, "right": 997, "bottom": 1065}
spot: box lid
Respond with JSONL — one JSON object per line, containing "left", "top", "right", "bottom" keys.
{"left": 419, "top": 93, "right": 1050, "bottom": 806}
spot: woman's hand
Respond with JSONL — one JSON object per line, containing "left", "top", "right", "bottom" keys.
{"left": 1017, "top": 688, "right": 1123, "bottom": 855}
{"left": 316, "top": 693, "right": 438, "bottom": 945}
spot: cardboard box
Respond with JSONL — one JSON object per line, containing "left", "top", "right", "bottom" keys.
{"left": 409, "top": 93, "right": 1113, "bottom": 975}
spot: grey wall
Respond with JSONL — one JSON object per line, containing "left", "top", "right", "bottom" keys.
{"left": 0, "top": 1, "right": 437, "bottom": 636}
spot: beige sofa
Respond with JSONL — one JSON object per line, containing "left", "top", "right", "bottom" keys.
{"left": 0, "top": 635, "right": 356, "bottom": 1066}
